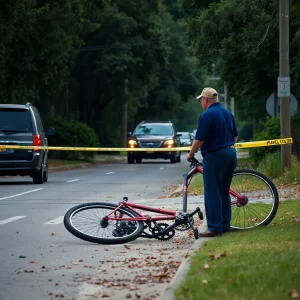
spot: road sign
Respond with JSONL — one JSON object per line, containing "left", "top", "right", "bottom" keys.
{"left": 266, "top": 93, "right": 298, "bottom": 117}
{"left": 278, "top": 77, "right": 290, "bottom": 97}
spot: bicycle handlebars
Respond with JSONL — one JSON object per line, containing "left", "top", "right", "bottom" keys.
{"left": 189, "top": 157, "right": 202, "bottom": 167}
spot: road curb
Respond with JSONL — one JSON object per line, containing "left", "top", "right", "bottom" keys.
{"left": 159, "top": 236, "right": 210, "bottom": 300}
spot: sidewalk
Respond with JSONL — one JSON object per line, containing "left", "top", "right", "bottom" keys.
{"left": 133, "top": 195, "right": 209, "bottom": 300}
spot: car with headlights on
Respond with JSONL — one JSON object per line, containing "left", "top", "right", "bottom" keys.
{"left": 127, "top": 121, "right": 181, "bottom": 164}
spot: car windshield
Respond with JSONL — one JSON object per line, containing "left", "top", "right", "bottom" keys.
{"left": 133, "top": 124, "right": 173, "bottom": 136}
{"left": 179, "top": 132, "right": 190, "bottom": 139}
{"left": 0, "top": 109, "right": 32, "bottom": 133}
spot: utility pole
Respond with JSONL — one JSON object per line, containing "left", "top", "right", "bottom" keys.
{"left": 279, "top": 0, "right": 291, "bottom": 169}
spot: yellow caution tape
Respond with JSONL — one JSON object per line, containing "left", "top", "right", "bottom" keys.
{"left": 234, "top": 137, "right": 293, "bottom": 148}
{"left": 0, "top": 138, "right": 293, "bottom": 152}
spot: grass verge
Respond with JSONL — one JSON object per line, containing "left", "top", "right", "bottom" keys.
{"left": 187, "top": 157, "right": 255, "bottom": 195}
{"left": 48, "top": 153, "right": 126, "bottom": 168}
{"left": 48, "top": 159, "right": 88, "bottom": 167}
{"left": 174, "top": 200, "right": 300, "bottom": 300}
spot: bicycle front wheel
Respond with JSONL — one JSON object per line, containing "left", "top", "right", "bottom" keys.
{"left": 230, "top": 169, "right": 279, "bottom": 230}
{"left": 64, "top": 202, "right": 144, "bottom": 244}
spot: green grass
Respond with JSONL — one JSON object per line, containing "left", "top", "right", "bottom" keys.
{"left": 48, "top": 153, "right": 126, "bottom": 167}
{"left": 188, "top": 161, "right": 269, "bottom": 195}
{"left": 175, "top": 200, "right": 300, "bottom": 300}
{"left": 48, "top": 159, "right": 87, "bottom": 167}
{"left": 237, "top": 157, "right": 255, "bottom": 168}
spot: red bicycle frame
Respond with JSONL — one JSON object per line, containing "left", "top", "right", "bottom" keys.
{"left": 104, "top": 161, "right": 245, "bottom": 223}
{"left": 104, "top": 202, "right": 178, "bottom": 222}
{"left": 182, "top": 163, "right": 245, "bottom": 211}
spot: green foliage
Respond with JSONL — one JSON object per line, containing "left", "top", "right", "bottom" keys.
{"left": 249, "top": 110, "right": 300, "bottom": 165}
{"left": 258, "top": 151, "right": 300, "bottom": 184}
{"left": 237, "top": 121, "right": 253, "bottom": 141}
{"left": 179, "top": 0, "right": 300, "bottom": 126}
{"left": 175, "top": 200, "right": 300, "bottom": 300}
{"left": 0, "top": 0, "right": 204, "bottom": 147}
{"left": 281, "top": 155, "right": 300, "bottom": 184}
{"left": 45, "top": 118, "right": 99, "bottom": 161}
{"left": 257, "top": 151, "right": 282, "bottom": 178}
{"left": 249, "top": 116, "right": 280, "bottom": 165}
{"left": 291, "top": 109, "right": 300, "bottom": 159}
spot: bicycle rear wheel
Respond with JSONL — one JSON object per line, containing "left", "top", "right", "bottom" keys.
{"left": 64, "top": 202, "right": 144, "bottom": 244}
{"left": 230, "top": 169, "right": 279, "bottom": 230}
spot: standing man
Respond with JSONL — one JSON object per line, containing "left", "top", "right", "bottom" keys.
{"left": 186, "top": 87, "right": 238, "bottom": 237}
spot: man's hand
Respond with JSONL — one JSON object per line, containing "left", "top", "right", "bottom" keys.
{"left": 187, "top": 139, "right": 203, "bottom": 162}
{"left": 186, "top": 152, "right": 194, "bottom": 162}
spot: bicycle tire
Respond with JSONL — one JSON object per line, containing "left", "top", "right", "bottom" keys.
{"left": 64, "top": 202, "right": 144, "bottom": 244}
{"left": 230, "top": 169, "right": 279, "bottom": 230}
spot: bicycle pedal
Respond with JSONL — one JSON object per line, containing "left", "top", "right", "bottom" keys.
{"left": 197, "top": 208, "right": 204, "bottom": 220}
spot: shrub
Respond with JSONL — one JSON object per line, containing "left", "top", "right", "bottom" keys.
{"left": 249, "top": 116, "right": 280, "bottom": 166}
{"left": 45, "top": 118, "right": 99, "bottom": 161}
{"left": 291, "top": 109, "right": 300, "bottom": 159}
{"left": 258, "top": 151, "right": 300, "bottom": 184}
{"left": 249, "top": 110, "right": 300, "bottom": 165}
{"left": 257, "top": 151, "right": 282, "bottom": 178}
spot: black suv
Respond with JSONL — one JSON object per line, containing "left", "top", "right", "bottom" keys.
{"left": 0, "top": 103, "right": 54, "bottom": 184}
{"left": 127, "top": 121, "right": 181, "bottom": 164}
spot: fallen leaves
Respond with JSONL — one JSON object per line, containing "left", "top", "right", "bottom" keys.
{"left": 289, "top": 289, "right": 300, "bottom": 298}
{"left": 102, "top": 293, "right": 111, "bottom": 298}
{"left": 290, "top": 217, "right": 300, "bottom": 223}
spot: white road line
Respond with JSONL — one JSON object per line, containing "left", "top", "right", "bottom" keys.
{"left": 0, "top": 188, "right": 43, "bottom": 201}
{"left": 105, "top": 172, "right": 114, "bottom": 175}
{"left": 160, "top": 167, "right": 164, "bottom": 170}
{"left": 44, "top": 216, "right": 64, "bottom": 225}
{"left": 0, "top": 216, "right": 26, "bottom": 225}
{"left": 67, "top": 179, "right": 80, "bottom": 183}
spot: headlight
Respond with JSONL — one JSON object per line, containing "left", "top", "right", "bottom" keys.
{"left": 128, "top": 140, "right": 137, "bottom": 148}
{"left": 164, "top": 139, "right": 174, "bottom": 148}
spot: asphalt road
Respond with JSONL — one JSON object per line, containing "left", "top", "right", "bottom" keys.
{"left": 0, "top": 154, "right": 196, "bottom": 300}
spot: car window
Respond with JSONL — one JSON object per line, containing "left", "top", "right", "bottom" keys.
{"left": 133, "top": 124, "right": 173, "bottom": 136}
{"left": 181, "top": 132, "right": 190, "bottom": 139}
{"left": 32, "top": 107, "right": 45, "bottom": 132}
{"left": 0, "top": 108, "right": 33, "bottom": 133}
{"left": 179, "top": 132, "right": 190, "bottom": 139}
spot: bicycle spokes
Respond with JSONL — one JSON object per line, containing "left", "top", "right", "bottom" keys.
{"left": 230, "top": 170, "right": 279, "bottom": 229}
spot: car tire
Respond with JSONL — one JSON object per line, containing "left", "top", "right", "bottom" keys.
{"left": 176, "top": 152, "right": 181, "bottom": 163}
{"left": 127, "top": 156, "right": 135, "bottom": 164}
{"left": 43, "top": 164, "right": 48, "bottom": 182}
{"left": 136, "top": 158, "right": 142, "bottom": 164}
{"left": 33, "top": 168, "right": 44, "bottom": 184}
{"left": 170, "top": 154, "right": 176, "bottom": 163}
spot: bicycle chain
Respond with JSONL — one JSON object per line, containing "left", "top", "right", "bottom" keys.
{"left": 151, "top": 223, "right": 175, "bottom": 241}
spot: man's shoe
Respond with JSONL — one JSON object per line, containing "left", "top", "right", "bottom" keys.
{"left": 199, "top": 230, "right": 222, "bottom": 237}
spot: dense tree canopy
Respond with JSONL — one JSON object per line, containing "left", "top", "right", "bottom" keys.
{"left": 5, "top": 0, "right": 299, "bottom": 145}
{"left": 0, "top": 0, "right": 203, "bottom": 146}
{"left": 179, "top": 0, "right": 300, "bottom": 132}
